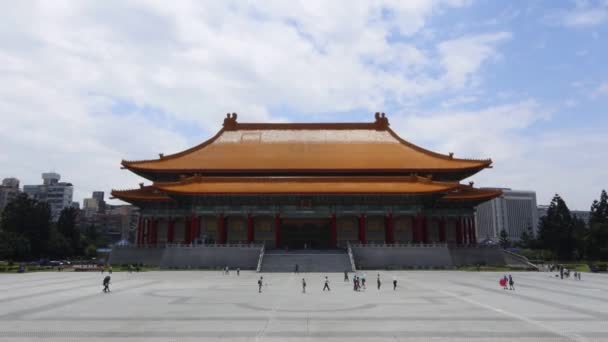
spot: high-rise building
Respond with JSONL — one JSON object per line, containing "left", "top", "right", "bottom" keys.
{"left": 92, "top": 191, "right": 106, "bottom": 212}
{"left": 0, "top": 177, "right": 21, "bottom": 214}
{"left": 475, "top": 189, "right": 539, "bottom": 242}
{"left": 24, "top": 172, "right": 74, "bottom": 221}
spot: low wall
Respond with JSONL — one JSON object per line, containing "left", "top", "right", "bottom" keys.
{"left": 160, "top": 245, "right": 261, "bottom": 269}
{"left": 108, "top": 247, "right": 165, "bottom": 266}
{"left": 108, "top": 245, "right": 262, "bottom": 269}
{"left": 449, "top": 247, "right": 506, "bottom": 266}
{"left": 352, "top": 244, "right": 452, "bottom": 269}
{"left": 351, "top": 244, "right": 509, "bottom": 269}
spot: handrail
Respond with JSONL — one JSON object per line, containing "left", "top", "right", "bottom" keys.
{"left": 256, "top": 243, "right": 265, "bottom": 273}
{"left": 502, "top": 249, "right": 539, "bottom": 270}
{"left": 346, "top": 241, "right": 357, "bottom": 272}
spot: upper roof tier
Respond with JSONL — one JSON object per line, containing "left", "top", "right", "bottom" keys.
{"left": 122, "top": 113, "right": 492, "bottom": 181}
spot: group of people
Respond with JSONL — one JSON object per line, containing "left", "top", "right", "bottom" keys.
{"left": 499, "top": 274, "right": 515, "bottom": 290}
{"left": 559, "top": 267, "right": 582, "bottom": 280}
{"left": 224, "top": 266, "right": 240, "bottom": 276}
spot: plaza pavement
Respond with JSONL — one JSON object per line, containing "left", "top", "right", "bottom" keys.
{"left": 0, "top": 270, "right": 607, "bottom": 341}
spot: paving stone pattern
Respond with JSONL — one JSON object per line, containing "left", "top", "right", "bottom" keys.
{"left": 0, "top": 270, "right": 607, "bottom": 341}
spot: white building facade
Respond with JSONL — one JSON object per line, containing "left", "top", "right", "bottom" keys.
{"left": 475, "top": 189, "right": 539, "bottom": 242}
{"left": 24, "top": 172, "right": 74, "bottom": 221}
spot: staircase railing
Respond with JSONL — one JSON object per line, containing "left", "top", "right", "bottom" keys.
{"left": 346, "top": 241, "right": 357, "bottom": 272}
{"left": 256, "top": 243, "right": 265, "bottom": 273}
{"left": 503, "top": 249, "right": 539, "bottom": 270}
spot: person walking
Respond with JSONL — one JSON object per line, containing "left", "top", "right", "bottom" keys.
{"left": 392, "top": 277, "right": 397, "bottom": 290}
{"left": 323, "top": 276, "right": 331, "bottom": 291}
{"left": 377, "top": 273, "right": 381, "bottom": 290}
{"left": 361, "top": 274, "right": 366, "bottom": 289}
{"left": 102, "top": 276, "right": 111, "bottom": 293}
{"left": 258, "top": 276, "right": 263, "bottom": 293}
{"left": 344, "top": 270, "right": 349, "bottom": 282}
{"left": 237, "top": 267, "right": 240, "bottom": 276}
{"left": 508, "top": 274, "right": 514, "bottom": 290}
{"left": 503, "top": 275, "right": 509, "bottom": 290}
{"left": 353, "top": 276, "right": 358, "bottom": 291}
{"left": 302, "top": 278, "right": 306, "bottom": 293}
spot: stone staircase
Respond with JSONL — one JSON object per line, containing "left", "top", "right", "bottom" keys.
{"left": 260, "top": 250, "right": 352, "bottom": 273}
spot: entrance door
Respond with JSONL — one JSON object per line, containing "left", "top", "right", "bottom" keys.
{"left": 281, "top": 218, "right": 331, "bottom": 249}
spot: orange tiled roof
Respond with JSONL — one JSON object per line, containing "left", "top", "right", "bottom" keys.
{"left": 110, "top": 186, "right": 172, "bottom": 202}
{"left": 442, "top": 185, "right": 503, "bottom": 201}
{"left": 153, "top": 175, "right": 460, "bottom": 195}
{"left": 122, "top": 113, "right": 491, "bottom": 174}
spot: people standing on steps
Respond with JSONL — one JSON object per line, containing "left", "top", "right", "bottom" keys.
{"left": 323, "top": 276, "right": 331, "bottom": 291}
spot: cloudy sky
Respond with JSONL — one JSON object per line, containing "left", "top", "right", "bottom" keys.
{"left": 1, "top": 0, "right": 607, "bottom": 210}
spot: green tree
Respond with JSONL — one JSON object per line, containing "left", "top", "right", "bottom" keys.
{"left": 518, "top": 225, "right": 534, "bottom": 248}
{"left": 0, "top": 194, "right": 51, "bottom": 259}
{"left": 499, "top": 228, "right": 511, "bottom": 248}
{"left": 589, "top": 190, "right": 608, "bottom": 225}
{"left": 586, "top": 190, "right": 608, "bottom": 260}
{"left": 537, "top": 194, "right": 577, "bottom": 260}
{"left": 47, "top": 226, "right": 72, "bottom": 259}
{"left": 56, "top": 207, "right": 82, "bottom": 255}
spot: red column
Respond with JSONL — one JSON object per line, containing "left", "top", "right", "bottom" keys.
{"left": 190, "top": 216, "right": 199, "bottom": 243}
{"left": 167, "top": 219, "right": 175, "bottom": 243}
{"left": 421, "top": 215, "right": 428, "bottom": 244}
{"left": 464, "top": 217, "right": 470, "bottom": 245}
{"left": 412, "top": 216, "right": 419, "bottom": 243}
{"left": 247, "top": 214, "right": 254, "bottom": 243}
{"left": 439, "top": 218, "right": 446, "bottom": 243}
{"left": 218, "top": 214, "right": 226, "bottom": 244}
{"left": 471, "top": 217, "right": 477, "bottom": 244}
{"left": 456, "top": 217, "right": 463, "bottom": 245}
{"left": 136, "top": 217, "right": 143, "bottom": 246}
{"left": 330, "top": 213, "right": 337, "bottom": 248}
{"left": 274, "top": 213, "right": 281, "bottom": 248}
{"left": 384, "top": 213, "right": 394, "bottom": 244}
{"left": 358, "top": 214, "right": 367, "bottom": 244}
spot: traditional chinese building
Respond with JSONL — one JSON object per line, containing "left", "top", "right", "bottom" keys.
{"left": 112, "top": 113, "right": 502, "bottom": 251}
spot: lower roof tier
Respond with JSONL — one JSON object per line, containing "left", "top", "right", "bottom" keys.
{"left": 111, "top": 176, "right": 502, "bottom": 205}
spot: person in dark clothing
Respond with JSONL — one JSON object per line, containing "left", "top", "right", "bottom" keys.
{"left": 353, "top": 276, "right": 358, "bottom": 291}
{"left": 103, "top": 276, "right": 111, "bottom": 293}
{"left": 508, "top": 274, "right": 514, "bottom": 290}
{"left": 344, "top": 271, "right": 349, "bottom": 282}
{"left": 323, "top": 276, "right": 331, "bottom": 291}
{"left": 560, "top": 266, "right": 564, "bottom": 279}
{"left": 237, "top": 268, "right": 240, "bottom": 276}
{"left": 377, "top": 273, "right": 381, "bottom": 290}
{"left": 258, "top": 276, "right": 263, "bottom": 293}
{"left": 392, "top": 278, "right": 397, "bottom": 290}
{"left": 302, "top": 278, "right": 306, "bottom": 293}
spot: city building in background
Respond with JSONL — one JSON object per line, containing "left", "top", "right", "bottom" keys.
{"left": 537, "top": 205, "right": 591, "bottom": 226}
{"left": 0, "top": 177, "right": 21, "bottom": 214}
{"left": 23, "top": 172, "right": 73, "bottom": 221}
{"left": 475, "top": 189, "right": 539, "bottom": 242}
{"left": 79, "top": 190, "right": 139, "bottom": 246}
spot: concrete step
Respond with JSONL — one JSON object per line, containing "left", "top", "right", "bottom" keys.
{"left": 260, "top": 252, "right": 352, "bottom": 272}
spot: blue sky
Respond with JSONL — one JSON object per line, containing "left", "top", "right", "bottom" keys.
{"left": 0, "top": 0, "right": 607, "bottom": 210}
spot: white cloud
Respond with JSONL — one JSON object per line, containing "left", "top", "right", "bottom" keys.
{"left": 437, "top": 32, "right": 512, "bottom": 89}
{"left": 2, "top": 0, "right": 487, "bottom": 204}
{"left": 390, "top": 102, "right": 606, "bottom": 210}
{"left": 549, "top": 1, "right": 608, "bottom": 28}
{"left": 593, "top": 82, "right": 608, "bottom": 96}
